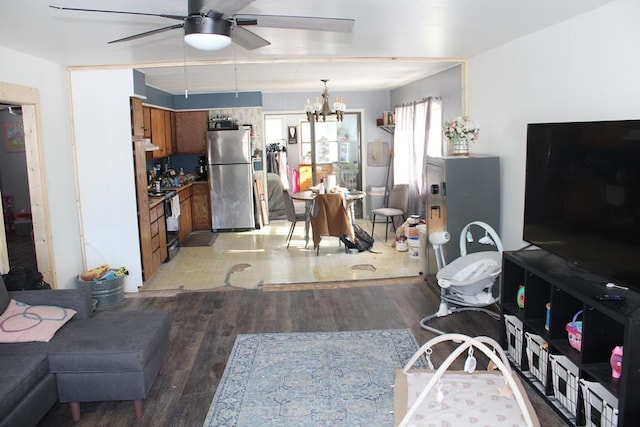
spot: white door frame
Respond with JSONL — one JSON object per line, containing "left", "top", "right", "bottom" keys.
{"left": 0, "top": 81, "right": 55, "bottom": 285}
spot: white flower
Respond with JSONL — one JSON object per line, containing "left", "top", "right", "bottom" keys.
{"left": 443, "top": 116, "right": 480, "bottom": 143}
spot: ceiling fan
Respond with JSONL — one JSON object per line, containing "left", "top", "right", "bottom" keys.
{"left": 50, "top": 0, "right": 355, "bottom": 51}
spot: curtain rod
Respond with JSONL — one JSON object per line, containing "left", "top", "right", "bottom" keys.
{"left": 394, "top": 96, "right": 440, "bottom": 109}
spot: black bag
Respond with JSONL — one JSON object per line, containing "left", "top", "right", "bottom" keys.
{"left": 2, "top": 267, "right": 51, "bottom": 291}
{"left": 353, "top": 223, "right": 375, "bottom": 252}
{"left": 341, "top": 224, "right": 375, "bottom": 253}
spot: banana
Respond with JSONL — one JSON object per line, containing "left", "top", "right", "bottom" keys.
{"left": 80, "top": 264, "right": 109, "bottom": 281}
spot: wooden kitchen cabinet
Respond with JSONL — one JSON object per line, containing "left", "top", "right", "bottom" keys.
{"left": 150, "top": 108, "right": 166, "bottom": 158}
{"left": 133, "top": 137, "right": 154, "bottom": 280}
{"left": 164, "top": 110, "right": 174, "bottom": 156}
{"left": 143, "top": 106, "right": 151, "bottom": 138}
{"left": 175, "top": 111, "right": 208, "bottom": 153}
{"left": 178, "top": 186, "right": 193, "bottom": 243}
{"left": 130, "top": 98, "right": 144, "bottom": 137}
{"left": 150, "top": 202, "right": 168, "bottom": 273}
{"left": 170, "top": 110, "right": 176, "bottom": 154}
{"left": 191, "top": 182, "right": 211, "bottom": 230}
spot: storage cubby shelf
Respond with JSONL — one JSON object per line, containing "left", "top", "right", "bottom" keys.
{"left": 501, "top": 249, "right": 640, "bottom": 426}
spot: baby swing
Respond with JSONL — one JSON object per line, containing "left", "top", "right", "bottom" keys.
{"left": 420, "top": 221, "right": 504, "bottom": 335}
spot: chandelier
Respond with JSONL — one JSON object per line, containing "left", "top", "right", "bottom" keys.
{"left": 304, "top": 79, "right": 346, "bottom": 122}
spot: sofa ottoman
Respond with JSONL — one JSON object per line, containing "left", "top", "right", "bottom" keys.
{"left": 46, "top": 310, "right": 171, "bottom": 421}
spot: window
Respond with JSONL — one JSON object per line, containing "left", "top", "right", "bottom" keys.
{"left": 264, "top": 116, "right": 285, "bottom": 146}
{"left": 427, "top": 100, "right": 442, "bottom": 158}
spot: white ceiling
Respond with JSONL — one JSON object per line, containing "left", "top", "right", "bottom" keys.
{"left": 0, "top": 0, "right": 615, "bottom": 95}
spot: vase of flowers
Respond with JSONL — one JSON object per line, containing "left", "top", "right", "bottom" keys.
{"left": 443, "top": 116, "right": 479, "bottom": 156}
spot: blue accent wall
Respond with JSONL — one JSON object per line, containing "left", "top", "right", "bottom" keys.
{"left": 133, "top": 70, "right": 146, "bottom": 98}
{"left": 173, "top": 91, "right": 262, "bottom": 109}
{"left": 145, "top": 86, "right": 175, "bottom": 109}
{"left": 142, "top": 83, "right": 262, "bottom": 110}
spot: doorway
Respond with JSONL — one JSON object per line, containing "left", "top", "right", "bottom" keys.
{"left": 0, "top": 81, "right": 54, "bottom": 285}
{"left": 263, "top": 112, "right": 363, "bottom": 216}
{"left": 0, "top": 104, "right": 37, "bottom": 270}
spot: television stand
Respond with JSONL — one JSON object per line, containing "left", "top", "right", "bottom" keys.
{"left": 500, "top": 249, "right": 640, "bottom": 426}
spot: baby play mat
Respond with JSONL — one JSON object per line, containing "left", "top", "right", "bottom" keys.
{"left": 395, "top": 370, "right": 537, "bottom": 426}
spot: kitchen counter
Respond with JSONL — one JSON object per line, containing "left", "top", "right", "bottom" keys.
{"left": 148, "top": 182, "right": 203, "bottom": 208}
{"left": 144, "top": 181, "right": 211, "bottom": 246}
{"left": 148, "top": 181, "right": 211, "bottom": 213}
{"left": 148, "top": 196, "right": 164, "bottom": 209}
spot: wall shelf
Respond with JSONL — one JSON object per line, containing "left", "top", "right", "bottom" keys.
{"left": 377, "top": 125, "right": 395, "bottom": 134}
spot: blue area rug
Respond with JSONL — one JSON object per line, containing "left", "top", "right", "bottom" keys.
{"left": 203, "top": 329, "right": 421, "bottom": 427}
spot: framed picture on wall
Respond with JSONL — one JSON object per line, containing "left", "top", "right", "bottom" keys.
{"left": 288, "top": 126, "right": 297, "bottom": 144}
{"left": 4, "top": 122, "right": 25, "bottom": 152}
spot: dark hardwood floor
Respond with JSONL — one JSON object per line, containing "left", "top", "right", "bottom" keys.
{"left": 37, "top": 280, "right": 568, "bottom": 426}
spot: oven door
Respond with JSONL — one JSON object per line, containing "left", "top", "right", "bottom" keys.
{"left": 163, "top": 195, "right": 180, "bottom": 261}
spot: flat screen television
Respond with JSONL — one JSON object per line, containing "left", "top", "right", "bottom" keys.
{"left": 523, "top": 119, "right": 640, "bottom": 291}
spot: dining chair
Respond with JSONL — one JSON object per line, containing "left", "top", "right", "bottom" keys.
{"left": 310, "top": 193, "right": 354, "bottom": 255}
{"left": 282, "top": 189, "right": 306, "bottom": 248}
{"left": 371, "top": 184, "right": 409, "bottom": 242}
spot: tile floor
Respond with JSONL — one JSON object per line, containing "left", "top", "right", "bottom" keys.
{"left": 140, "top": 218, "right": 426, "bottom": 292}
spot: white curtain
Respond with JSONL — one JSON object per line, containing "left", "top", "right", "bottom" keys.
{"left": 393, "top": 97, "right": 437, "bottom": 217}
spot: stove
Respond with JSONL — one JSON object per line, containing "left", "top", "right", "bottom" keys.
{"left": 148, "top": 189, "right": 177, "bottom": 199}
{"left": 152, "top": 190, "right": 179, "bottom": 261}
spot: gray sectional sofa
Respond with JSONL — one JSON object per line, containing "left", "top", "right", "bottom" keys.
{"left": 0, "top": 276, "right": 170, "bottom": 426}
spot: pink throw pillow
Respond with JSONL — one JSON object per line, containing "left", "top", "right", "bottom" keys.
{"left": 0, "top": 299, "right": 76, "bottom": 343}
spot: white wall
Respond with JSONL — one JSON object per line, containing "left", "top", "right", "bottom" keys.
{"left": 391, "top": 64, "right": 463, "bottom": 121}
{"left": 468, "top": 0, "right": 640, "bottom": 250}
{"left": 0, "top": 47, "right": 84, "bottom": 288}
{"left": 69, "top": 69, "right": 143, "bottom": 292}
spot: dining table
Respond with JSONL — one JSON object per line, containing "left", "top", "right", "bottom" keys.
{"left": 291, "top": 190, "right": 366, "bottom": 248}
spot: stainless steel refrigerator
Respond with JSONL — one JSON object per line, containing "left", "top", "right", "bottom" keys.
{"left": 207, "top": 127, "right": 255, "bottom": 231}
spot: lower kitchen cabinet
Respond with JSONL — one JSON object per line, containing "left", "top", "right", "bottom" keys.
{"left": 133, "top": 135, "right": 165, "bottom": 281}
{"left": 178, "top": 186, "right": 193, "bottom": 243}
{"left": 191, "top": 182, "right": 211, "bottom": 230}
{"left": 149, "top": 202, "right": 167, "bottom": 275}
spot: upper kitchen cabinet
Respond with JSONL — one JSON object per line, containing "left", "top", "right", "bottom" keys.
{"left": 143, "top": 106, "right": 151, "bottom": 138}
{"left": 150, "top": 108, "right": 167, "bottom": 158}
{"left": 130, "top": 98, "right": 144, "bottom": 137}
{"left": 164, "top": 109, "right": 174, "bottom": 156}
{"left": 176, "top": 111, "right": 208, "bottom": 153}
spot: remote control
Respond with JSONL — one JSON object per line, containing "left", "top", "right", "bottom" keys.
{"left": 596, "top": 294, "right": 625, "bottom": 302}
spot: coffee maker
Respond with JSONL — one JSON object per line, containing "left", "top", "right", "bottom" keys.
{"left": 196, "top": 155, "right": 207, "bottom": 180}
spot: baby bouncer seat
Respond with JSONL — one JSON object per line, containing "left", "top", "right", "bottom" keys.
{"left": 420, "top": 221, "right": 503, "bottom": 335}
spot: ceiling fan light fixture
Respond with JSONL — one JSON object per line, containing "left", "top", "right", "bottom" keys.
{"left": 184, "top": 16, "right": 232, "bottom": 50}
{"left": 305, "top": 79, "right": 346, "bottom": 122}
{"left": 184, "top": 33, "right": 231, "bottom": 50}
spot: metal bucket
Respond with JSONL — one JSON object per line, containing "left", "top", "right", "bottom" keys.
{"left": 77, "top": 275, "right": 125, "bottom": 308}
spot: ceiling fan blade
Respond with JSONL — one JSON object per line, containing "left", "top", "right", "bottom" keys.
{"left": 197, "top": 0, "right": 255, "bottom": 18}
{"left": 108, "top": 23, "right": 184, "bottom": 44}
{"left": 231, "top": 26, "right": 270, "bottom": 50}
{"left": 233, "top": 14, "right": 354, "bottom": 33}
{"left": 49, "top": 5, "right": 186, "bottom": 21}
